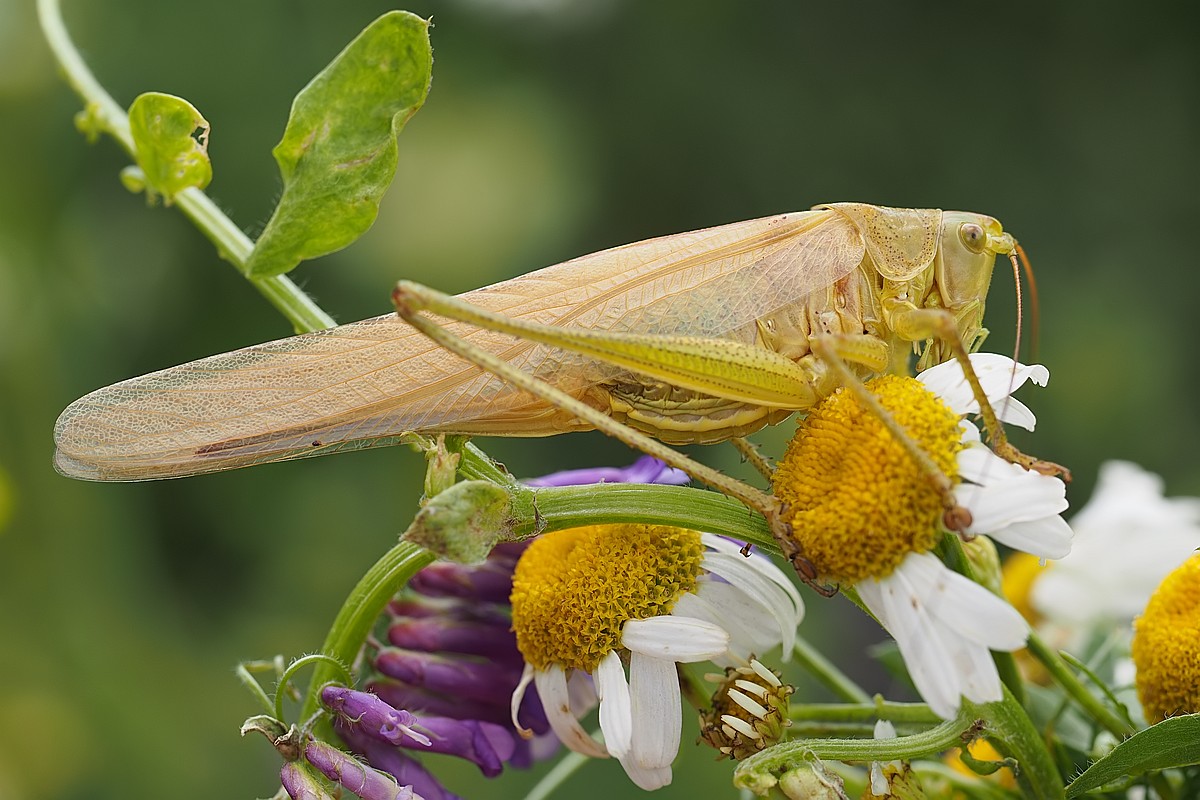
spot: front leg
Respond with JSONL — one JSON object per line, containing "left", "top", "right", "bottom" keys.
{"left": 887, "top": 299, "right": 1070, "bottom": 481}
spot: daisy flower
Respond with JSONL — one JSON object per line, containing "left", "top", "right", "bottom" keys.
{"left": 771, "top": 354, "right": 1072, "bottom": 719}
{"left": 508, "top": 524, "right": 803, "bottom": 790}
{"left": 1027, "top": 460, "right": 1200, "bottom": 630}
{"left": 310, "top": 458, "right": 689, "bottom": 800}
{"left": 1131, "top": 552, "right": 1200, "bottom": 723}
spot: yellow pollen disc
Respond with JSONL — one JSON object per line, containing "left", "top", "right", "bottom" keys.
{"left": 1132, "top": 553, "right": 1200, "bottom": 723}
{"left": 770, "top": 375, "right": 962, "bottom": 585}
{"left": 510, "top": 524, "right": 704, "bottom": 673}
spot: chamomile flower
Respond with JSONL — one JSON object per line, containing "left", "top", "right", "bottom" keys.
{"left": 1132, "top": 552, "right": 1200, "bottom": 723}
{"left": 771, "top": 354, "right": 1072, "bottom": 719}
{"left": 1028, "top": 460, "right": 1200, "bottom": 630}
{"left": 508, "top": 524, "right": 803, "bottom": 791}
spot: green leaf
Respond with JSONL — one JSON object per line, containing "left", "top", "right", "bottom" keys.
{"left": 127, "top": 92, "right": 212, "bottom": 203}
{"left": 245, "top": 11, "right": 433, "bottom": 278}
{"left": 1066, "top": 714, "right": 1200, "bottom": 797}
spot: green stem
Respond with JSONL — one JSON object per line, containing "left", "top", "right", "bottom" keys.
{"left": 298, "top": 541, "right": 435, "bottom": 722}
{"left": 507, "top": 482, "right": 776, "bottom": 552}
{"left": 789, "top": 701, "right": 940, "bottom": 726}
{"left": 734, "top": 712, "right": 972, "bottom": 795}
{"left": 1025, "top": 633, "right": 1136, "bottom": 739}
{"left": 966, "top": 685, "right": 1064, "bottom": 800}
{"left": 791, "top": 635, "right": 872, "bottom": 705}
{"left": 522, "top": 751, "right": 589, "bottom": 800}
{"left": 276, "top": 654, "right": 354, "bottom": 723}
{"left": 37, "top": 0, "right": 335, "bottom": 334}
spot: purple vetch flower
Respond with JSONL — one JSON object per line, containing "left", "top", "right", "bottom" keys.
{"left": 324, "top": 686, "right": 516, "bottom": 778}
{"left": 339, "top": 732, "right": 463, "bottom": 800}
{"left": 524, "top": 454, "right": 690, "bottom": 487}
{"left": 280, "top": 761, "right": 337, "bottom": 800}
{"left": 331, "top": 458, "right": 686, "bottom": 797}
{"left": 374, "top": 649, "right": 525, "bottom": 706}
{"left": 322, "top": 686, "right": 432, "bottom": 747}
{"left": 295, "top": 739, "right": 418, "bottom": 800}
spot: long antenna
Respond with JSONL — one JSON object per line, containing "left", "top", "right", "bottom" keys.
{"left": 1015, "top": 242, "right": 1040, "bottom": 360}
{"left": 1009, "top": 250, "right": 1023, "bottom": 365}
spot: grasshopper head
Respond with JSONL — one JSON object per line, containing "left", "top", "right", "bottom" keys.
{"left": 921, "top": 211, "right": 1014, "bottom": 368}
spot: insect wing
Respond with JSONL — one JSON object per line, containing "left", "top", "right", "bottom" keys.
{"left": 53, "top": 210, "right": 864, "bottom": 481}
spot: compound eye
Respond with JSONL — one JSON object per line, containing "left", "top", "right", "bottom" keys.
{"left": 959, "top": 222, "right": 986, "bottom": 253}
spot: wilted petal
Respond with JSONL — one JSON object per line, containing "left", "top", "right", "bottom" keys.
{"left": 533, "top": 666, "right": 608, "bottom": 759}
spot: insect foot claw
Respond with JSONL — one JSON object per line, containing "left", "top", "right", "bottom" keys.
{"left": 765, "top": 502, "right": 838, "bottom": 596}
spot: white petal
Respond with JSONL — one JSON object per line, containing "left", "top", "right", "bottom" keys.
{"left": 617, "top": 757, "right": 673, "bottom": 791}
{"left": 628, "top": 652, "right": 682, "bottom": 769}
{"left": 855, "top": 579, "right": 889, "bottom": 629}
{"left": 957, "top": 472, "right": 1068, "bottom": 532}
{"left": 863, "top": 563, "right": 963, "bottom": 719}
{"left": 622, "top": 615, "right": 729, "bottom": 662}
{"left": 870, "top": 761, "right": 888, "bottom": 795}
{"left": 990, "top": 515, "right": 1074, "bottom": 560}
{"left": 993, "top": 394, "right": 1038, "bottom": 431}
{"left": 902, "top": 553, "right": 1029, "bottom": 651}
{"left": 917, "top": 358, "right": 973, "bottom": 408}
{"left": 919, "top": 354, "right": 1048, "bottom": 416}
{"left": 700, "top": 534, "right": 805, "bottom": 623}
{"left": 973, "top": 354, "right": 1049, "bottom": 392}
{"left": 728, "top": 688, "right": 769, "bottom": 718}
{"left": 533, "top": 666, "right": 609, "bottom": 758}
{"left": 940, "top": 626, "right": 1004, "bottom": 706}
{"left": 882, "top": 554, "right": 1014, "bottom": 710}
{"left": 955, "top": 445, "right": 1017, "bottom": 484}
{"left": 702, "top": 551, "right": 799, "bottom": 653}
{"left": 595, "top": 651, "right": 633, "bottom": 760}
{"left": 674, "top": 586, "right": 779, "bottom": 660}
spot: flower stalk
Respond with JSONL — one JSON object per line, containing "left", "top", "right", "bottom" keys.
{"left": 37, "top": 0, "right": 334, "bottom": 334}
{"left": 298, "top": 542, "right": 434, "bottom": 723}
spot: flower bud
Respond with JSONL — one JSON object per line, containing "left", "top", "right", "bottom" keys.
{"left": 303, "top": 739, "right": 416, "bottom": 800}
{"left": 280, "top": 761, "right": 337, "bottom": 800}
{"left": 402, "top": 480, "right": 511, "bottom": 564}
{"left": 699, "top": 659, "right": 792, "bottom": 760}
{"left": 777, "top": 762, "right": 848, "bottom": 800}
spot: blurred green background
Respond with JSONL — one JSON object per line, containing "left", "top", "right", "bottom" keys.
{"left": 2, "top": 0, "right": 1198, "bottom": 797}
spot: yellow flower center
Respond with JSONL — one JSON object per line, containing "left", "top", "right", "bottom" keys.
{"left": 1132, "top": 553, "right": 1200, "bottom": 723}
{"left": 770, "top": 375, "right": 962, "bottom": 584}
{"left": 510, "top": 524, "right": 705, "bottom": 672}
